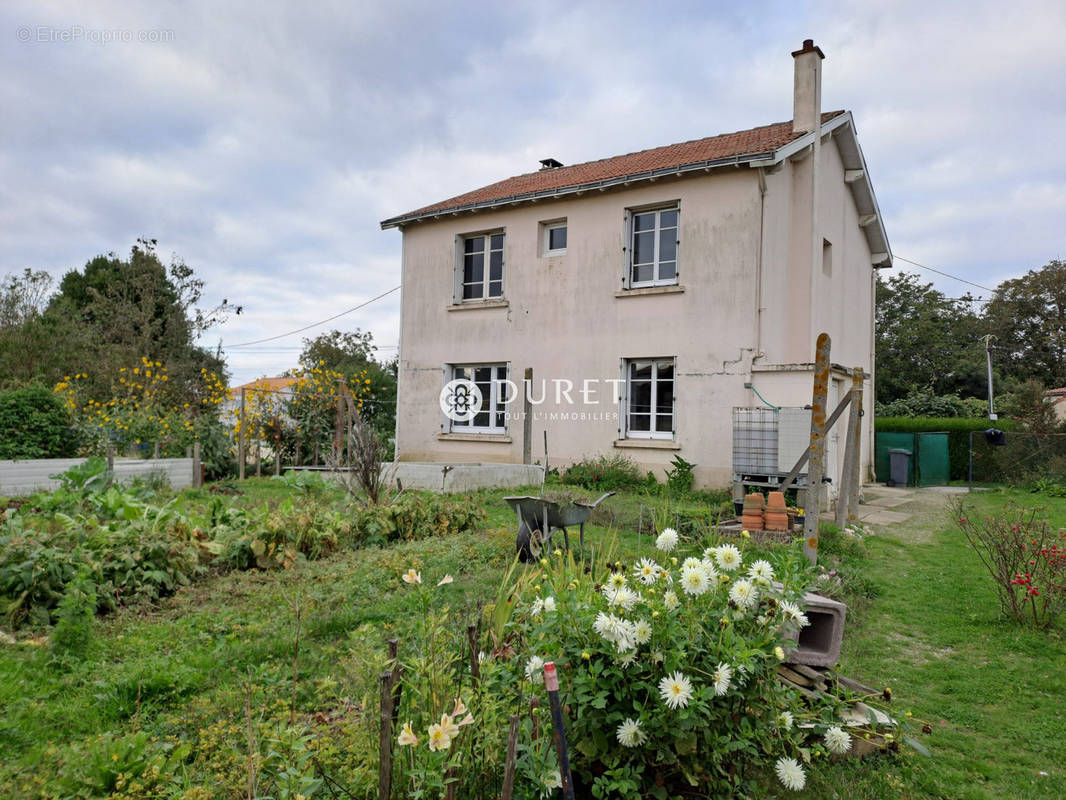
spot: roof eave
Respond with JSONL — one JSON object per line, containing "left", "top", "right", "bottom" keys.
{"left": 379, "top": 150, "right": 776, "bottom": 230}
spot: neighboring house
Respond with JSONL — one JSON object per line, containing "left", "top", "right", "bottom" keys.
{"left": 1047, "top": 388, "right": 1066, "bottom": 424}
{"left": 224, "top": 376, "right": 299, "bottom": 418}
{"left": 380, "top": 41, "right": 890, "bottom": 491}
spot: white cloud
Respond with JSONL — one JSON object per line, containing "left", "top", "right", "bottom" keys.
{"left": 0, "top": 0, "right": 1064, "bottom": 383}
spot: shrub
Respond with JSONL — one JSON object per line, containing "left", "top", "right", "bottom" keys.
{"left": 0, "top": 384, "right": 77, "bottom": 459}
{"left": 562, "top": 454, "right": 646, "bottom": 491}
{"left": 952, "top": 498, "right": 1066, "bottom": 626}
{"left": 49, "top": 569, "right": 97, "bottom": 662}
{"left": 506, "top": 538, "right": 863, "bottom": 798}
{"left": 352, "top": 493, "right": 485, "bottom": 544}
{"left": 664, "top": 454, "right": 696, "bottom": 495}
{"left": 875, "top": 391, "right": 989, "bottom": 419}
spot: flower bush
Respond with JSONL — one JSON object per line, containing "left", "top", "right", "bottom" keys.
{"left": 953, "top": 498, "right": 1066, "bottom": 626}
{"left": 53, "top": 358, "right": 229, "bottom": 458}
{"left": 508, "top": 534, "right": 834, "bottom": 798}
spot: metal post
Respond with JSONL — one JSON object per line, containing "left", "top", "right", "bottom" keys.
{"left": 983, "top": 334, "right": 997, "bottom": 421}
{"left": 543, "top": 662, "right": 576, "bottom": 800}
{"left": 193, "top": 440, "right": 202, "bottom": 488}
{"left": 523, "top": 367, "right": 533, "bottom": 465}
{"left": 803, "top": 333, "right": 831, "bottom": 564}
{"left": 238, "top": 387, "right": 246, "bottom": 481}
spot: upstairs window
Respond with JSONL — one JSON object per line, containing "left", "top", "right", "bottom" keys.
{"left": 627, "top": 205, "right": 679, "bottom": 287}
{"left": 458, "top": 231, "right": 504, "bottom": 301}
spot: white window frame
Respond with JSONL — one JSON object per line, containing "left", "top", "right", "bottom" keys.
{"left": 622, "top": 357, "right": 676, "bottom": 439}
{"left": 447, "top": 363, "right": 509, "bottom": 434}
{"left": 624, "top": 203, "right": 679, "bottom": 288}
{"left": 454, "top": 230, "right": 505, "bottom": 302}
{"left": 542, "top": 219, "right": 567, "bottom": 256}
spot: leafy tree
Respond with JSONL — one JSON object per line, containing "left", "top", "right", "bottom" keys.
{"left": 875, "top": 272, "right": 987, "bottom": 403}
{"left": 47, "top": 239, "right": 237, "bottom": 405}
{"left": 983, "top": 260, "right": 1066, "bottom": 390}
{"left": 297, "top": 329, "right": 397, "bottom": 443}
{"left": 0, "top": 270, "right": 82, "bottom": 389}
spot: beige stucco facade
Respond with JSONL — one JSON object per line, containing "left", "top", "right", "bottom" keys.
{"left": 383, "top": 43, "right": 889, "bottom": 493}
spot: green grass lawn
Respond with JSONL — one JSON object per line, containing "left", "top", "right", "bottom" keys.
{"left": 807, "top": 488, "right": 1066, "bottom": 799}
{"left": 1, "top": 480, "right": 1065, "bottom": 797}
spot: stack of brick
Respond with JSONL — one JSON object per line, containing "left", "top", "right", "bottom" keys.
{"left": 764, "top": 491, "right": 790, "bottom": 532}
{"left": 741, "top": 493, "right": 765, "bottom": 531}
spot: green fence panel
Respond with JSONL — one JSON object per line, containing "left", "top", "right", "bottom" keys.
{"left": 875, "top": 432, "right": 915, "bottom": 484}
{"left": 915, "top": 432, "right": 950, "bottom": 486}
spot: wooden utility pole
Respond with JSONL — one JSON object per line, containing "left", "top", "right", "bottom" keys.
{"left": 803, "top": 333, "right": 831, "bottom": 564}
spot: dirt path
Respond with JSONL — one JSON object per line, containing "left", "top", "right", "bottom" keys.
{"left": 858, "top": 485, "right": 967, "bottom": 544}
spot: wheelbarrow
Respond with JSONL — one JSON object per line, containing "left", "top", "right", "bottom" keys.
{"left": 504, "top": 492, "right": 615, "bottom": 562}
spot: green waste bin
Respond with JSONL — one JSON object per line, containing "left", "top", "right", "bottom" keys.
{"left": 888, "top": 448, "right": 912, "bottom": 487}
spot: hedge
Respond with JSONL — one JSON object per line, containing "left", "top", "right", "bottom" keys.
{"left": 876, "top": 416, "right": 1020, "bottom": 482}
{"left": 0, "top": 385, "right": 78, "bottom": 460}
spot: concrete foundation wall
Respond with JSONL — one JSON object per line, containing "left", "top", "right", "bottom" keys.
{"left": 386, "top": 462, "right": 544, "bottom": 492}
{"left": 0, "top": 458, "right": 194, "bottom": 496}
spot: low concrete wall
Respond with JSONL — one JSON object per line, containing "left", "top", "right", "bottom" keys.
{"left": 388, "top": 462, "right": 544, "bottom": 492}
{"left": 0, "top": 457, "right": 194, "bottom": 496}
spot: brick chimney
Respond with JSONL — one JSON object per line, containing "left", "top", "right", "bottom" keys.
{"left": 792, "top": 39, "right": 824, "bottom": 135}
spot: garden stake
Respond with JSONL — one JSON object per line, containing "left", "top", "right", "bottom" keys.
{"left": 530, "top": 696, "right": 540, "bottom": 741}
{"left": 501, "top": 714, "right": 520, "bottom": 800}
{"left": 388, "top": 639, "right": 403, "bottom": 729}
{"left": 378, "top": 671, "right": 395, "bottom": 800}
{"left": 466, "top": 623, "right": 481, "bottom": 687}
{"left": 543, "top": 662, "right": 576, "bottom": 800}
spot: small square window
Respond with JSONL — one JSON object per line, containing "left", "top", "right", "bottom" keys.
{"left": 543, "top": 220, "right": 567, "bottom": 255}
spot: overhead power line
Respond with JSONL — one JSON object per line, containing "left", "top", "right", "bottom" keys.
{"left": 224, "top": 285, "right": 401, "bottom": 349}
{"left": 894, "top": 256, "right": 995, "bottom": 293}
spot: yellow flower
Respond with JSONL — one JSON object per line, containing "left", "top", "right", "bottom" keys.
{"left": 581, "top": 651, "right": 591, "bottom": 660}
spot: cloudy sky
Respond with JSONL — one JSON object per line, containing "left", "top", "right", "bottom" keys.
{"left": 3, "top": 0, "right": 1064, "bottom": 385}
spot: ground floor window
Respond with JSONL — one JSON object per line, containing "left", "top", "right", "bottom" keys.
{"left": 624, "top": 358, "right": 675, "bottom": 438}
{"left": 448, "top": 363, "right": 509, "bottom": 433}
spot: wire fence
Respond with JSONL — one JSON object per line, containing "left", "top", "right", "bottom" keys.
{"left": 968, "top": 430, "right": 1066, "bottom": 488}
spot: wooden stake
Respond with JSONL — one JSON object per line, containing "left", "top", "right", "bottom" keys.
{"left": 238, "top": 387, "right": 246, "bottom": 481}
{"left": 378, "top": 671, "right": 395, "bottom": 800}
{"left": 501, "top": 714, "right": 520, "bottom": 800}
{"left": 803, "top": 333, "right": 831, "bottom": 564}
{"left": 543, "top": 662, "right": 575, "bottom": 800}
{"left": 467, "top": 623, "right": 480, "bottom": 687}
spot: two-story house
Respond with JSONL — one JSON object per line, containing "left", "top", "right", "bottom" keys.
{"left": 381, "top": 41, "right": 890, "bottom": 490}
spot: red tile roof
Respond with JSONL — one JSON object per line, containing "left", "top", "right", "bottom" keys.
{"left": 384, "top": 111, "right": 845, "bottom": 226}
{"left": 232, "top": 376, "right": 299, "bottom": 393}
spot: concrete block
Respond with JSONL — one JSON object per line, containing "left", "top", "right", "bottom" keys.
{"left": 784, "top": 591, "right": 846, "bottom": 669}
